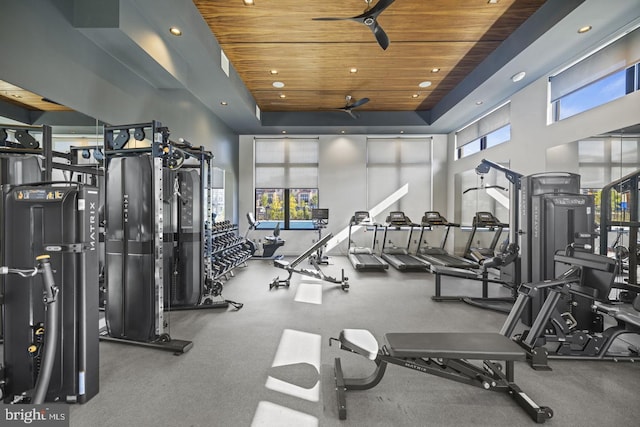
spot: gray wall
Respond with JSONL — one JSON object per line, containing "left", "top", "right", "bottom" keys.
{"left": 239, "top": 134, "right": 449, "bottom": 255}
{"left": 0, "top": 0, "right": 240, "bottom": 222}
{"left": 446, "top": 73, "right": 640, "bottom": 250}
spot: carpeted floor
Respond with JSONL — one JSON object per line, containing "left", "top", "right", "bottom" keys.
{"left": 6, "top": 255, "right": 639, "bottom": 426}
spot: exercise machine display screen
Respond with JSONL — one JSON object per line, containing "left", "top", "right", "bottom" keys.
{"left": 354, "top": 211, "right": 370, "bottom": 222}
{"left": 312, "top": 208, "right": 329, "bottom": 221}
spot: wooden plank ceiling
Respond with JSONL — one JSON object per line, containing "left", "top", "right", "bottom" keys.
{"left": 193, "top": 0, "right": 545, "bottom": 113}
{"left": 0, "top": 80, "right": 72, "bottom": 112}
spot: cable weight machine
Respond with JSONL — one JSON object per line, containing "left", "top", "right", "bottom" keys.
{"left": 101, "top": 121, "right": 244, "bottom": 354}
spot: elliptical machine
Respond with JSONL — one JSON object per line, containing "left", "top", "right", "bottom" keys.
{"left": 245, "top": 212, "right": 285, "bottom": 259}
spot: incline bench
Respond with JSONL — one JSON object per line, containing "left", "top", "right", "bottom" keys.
{"left": 270, "top": 232, "right": 349, "bottom": 291}
{"left": 331, "top": 329, "right": 553, "bottom": 423}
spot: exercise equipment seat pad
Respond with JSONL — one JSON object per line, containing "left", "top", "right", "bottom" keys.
{"left": 384, "top": 332, "right": 525, "bottom": 361}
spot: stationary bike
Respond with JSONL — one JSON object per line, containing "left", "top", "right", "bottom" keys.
{"left": 245, "top": 213, "right": 285, "bottom": 259}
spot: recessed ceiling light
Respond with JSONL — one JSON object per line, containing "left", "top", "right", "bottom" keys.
{"left": 11, "top": 94, "right": 22, "bottom": 99}
{"left": 511, "top": 71, "right": 526, "bottom": 82}
{"left": 220, "top": 101, "right": 228, "bottom": 106}
{"left": 400, "top": 130, "right": 405, "bottom": 134}
{"left": 412, "top": 93, "right": 419, "bottom": 98}
{"left": 476, "top": 101, "right": 483, "bottom": 105}
{"left": 279, "top": 94, "right": 286, "bottom": 98}
{"left": 431, "top": 68, "right": 440, "bottom": 73}
{"left": 169, "top": 27, "right": 182, "bottom": 36}
{"left": 340, "top": 130, "right": 345, "bottom": 134}
{"left": 272, "top": 81, "right": 285, "bottom": 88}
{"left": 350, "top": 68, "right": 358, "bottom": 73}
{"left": 487, "top": 0, "right": 499, "bottom": 4}
{"left": 270, "top": 69, "right": 278, "bottom": 75}
{"left": 281, "top": 130, "right": 287, "bottom": 134}
{"left": 418, "top": 81, "right": 432, "bottom": 88}
{"left": 578, "top": 25, "right": 592, "bottom": 34}
{"left": 243, "top": 0, "right": 255, "bottom": 5}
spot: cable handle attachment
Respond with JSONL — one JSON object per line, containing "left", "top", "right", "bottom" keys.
{"left": 36, "top": 255, "right": 59, "bottom": 304}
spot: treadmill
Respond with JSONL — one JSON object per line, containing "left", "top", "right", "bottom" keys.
{"left": 463, "top": 211, "right": 508, "bottom": 263}
{"left": 347, "top": 211, "right": 389, "bottom": 271}
{"left": 415, "top": 211, "right": 478, "bottom": 269}
{"left": 380, "top": 211, "right": 429, "bottom": 270}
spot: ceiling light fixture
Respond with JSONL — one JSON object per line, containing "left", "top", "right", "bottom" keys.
{"left": 418, "top": 81, "right": 432, "bottom": 88}
{"left": 350, "top": 68, "right": 358, "bottom": 73}
{"left": 487, "top": 0, "right": 499, "bottom": 4}
{"left": 270, "top": 69, "right": 278, "bottom": 75}
{"left": 243, "top": 0, "right": 255, "bottom": 5}
{"left": 412, "top": 93, "right": 419, "bottom": 98}
{"left": 476, "top": 101, "right": 483, "bottom": 105}
{"left": 431, "top": 68, "right": 440, "bottom": 73}
{"left": 511, "top": 71, "right": 526, "bottom": 82}
{"left": 578, "top": 25, "right": 592, "bottom": 34}
{"left": 281, "top": 130, "right": 287, "bottom": 134}
{"left": 400, "top": 130, "right": 405, "bottom": 134}
{"left": 272, "top": 81, "right": 285, "bottom": 88}
{"left": 220, "top": 101, "right": 228, "bottom": 106}
{"left": 169, "top": 27, "right": 182, "bottom": 36}
{"left": 279, "top": 94, "right": 286, "bottom": 98}
{"left": 11, "top": 94, "right": 22, "bottom": 99}
{"left": 340, "top": 130, "right": 346, "bottom": 134}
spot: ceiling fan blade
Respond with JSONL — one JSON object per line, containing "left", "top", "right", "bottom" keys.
{"left": 312, "top": 17, "right": 353, "bottom": 21}
{"left": 370, "top": 22, "right": 390, "bottom": 50}
{"left": 350, "top": 97, "right": 370, "bottom": 108}
{"left": 345, "top": 109, "right": 358, "bottom": 119}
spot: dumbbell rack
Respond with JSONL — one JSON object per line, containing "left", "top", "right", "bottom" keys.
{"left": 204, "top": 220, "right": 252, "bottom": 283}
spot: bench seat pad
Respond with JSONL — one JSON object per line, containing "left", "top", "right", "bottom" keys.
{"left": 384, "top": 332, "right": 525, "bottom": 361}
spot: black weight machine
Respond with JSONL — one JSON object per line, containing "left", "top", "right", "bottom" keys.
{"left": 101, "top": 121, "right": 242, "bottom": 354}
{"left": 270, "top": 232, "right": 349, "bottom": 291}
{"left": 1, "top": 256, "right": 60, "bottom": 404}
{"left": 501, "top": 250, "right": 639, "bottom": 369}
{"left": 599, "top": 169, "right": 640, "bottom": 300}
{"left": 431, "top": 160, "right": 522, "bottom": 313}
{"left": 1, "top": 182, "right": 99, "bottom": 404}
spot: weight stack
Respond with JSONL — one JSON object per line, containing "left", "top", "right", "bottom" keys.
{"left": 2, "top": 183, "right": 99, "bottom": 403}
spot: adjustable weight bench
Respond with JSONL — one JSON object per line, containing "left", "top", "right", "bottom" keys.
{"left": 270, "top": 232, "right": 349, "bottom": 291}
{"left": 331, "top": 329, "right": 553, "bottom": 423}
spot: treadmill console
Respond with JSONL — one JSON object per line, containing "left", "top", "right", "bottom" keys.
{"left": 353, "top": 211, "right": 372, "bottom": 224}
{"left": 422, "top": 211, "right": 447, "bottom": 226}
{"left": 472, "top": 211, "right": 502, "bottom": 227}
{"left": 386, "top": 211, "right": 412, "bottom": 226}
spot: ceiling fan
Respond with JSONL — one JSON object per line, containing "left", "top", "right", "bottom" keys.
{"left": 313, "top": 0, "right": 395, "bottom": 50}
{"left": 337, "top": 95, "right": 370, "bottom": 119}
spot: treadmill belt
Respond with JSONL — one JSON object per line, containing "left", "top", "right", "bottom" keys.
{"left": 350, "top": 253, "right": 388, "bottom": 270}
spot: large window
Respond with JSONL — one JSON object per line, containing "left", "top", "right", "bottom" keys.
{"left": 366, "top": 137, "right": 432, "bottom": 220}
{"left": 455, "top": 102, "right": 511, "bottom": 160}
{"left": 578, "top": 136, "right": 639, "bottom": 224}
{"left": 550, "top": 26, "right": 640, "bottom": 121}
{"left": 254, "top": 138, "right": 319, "bottom": 230}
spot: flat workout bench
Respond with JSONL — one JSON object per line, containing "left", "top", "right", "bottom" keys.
{"left": 331, "top": 329, "right": 553, "bottom": 423}
{"left": 270, "top": 232, "right": 349, "bottom": 290}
